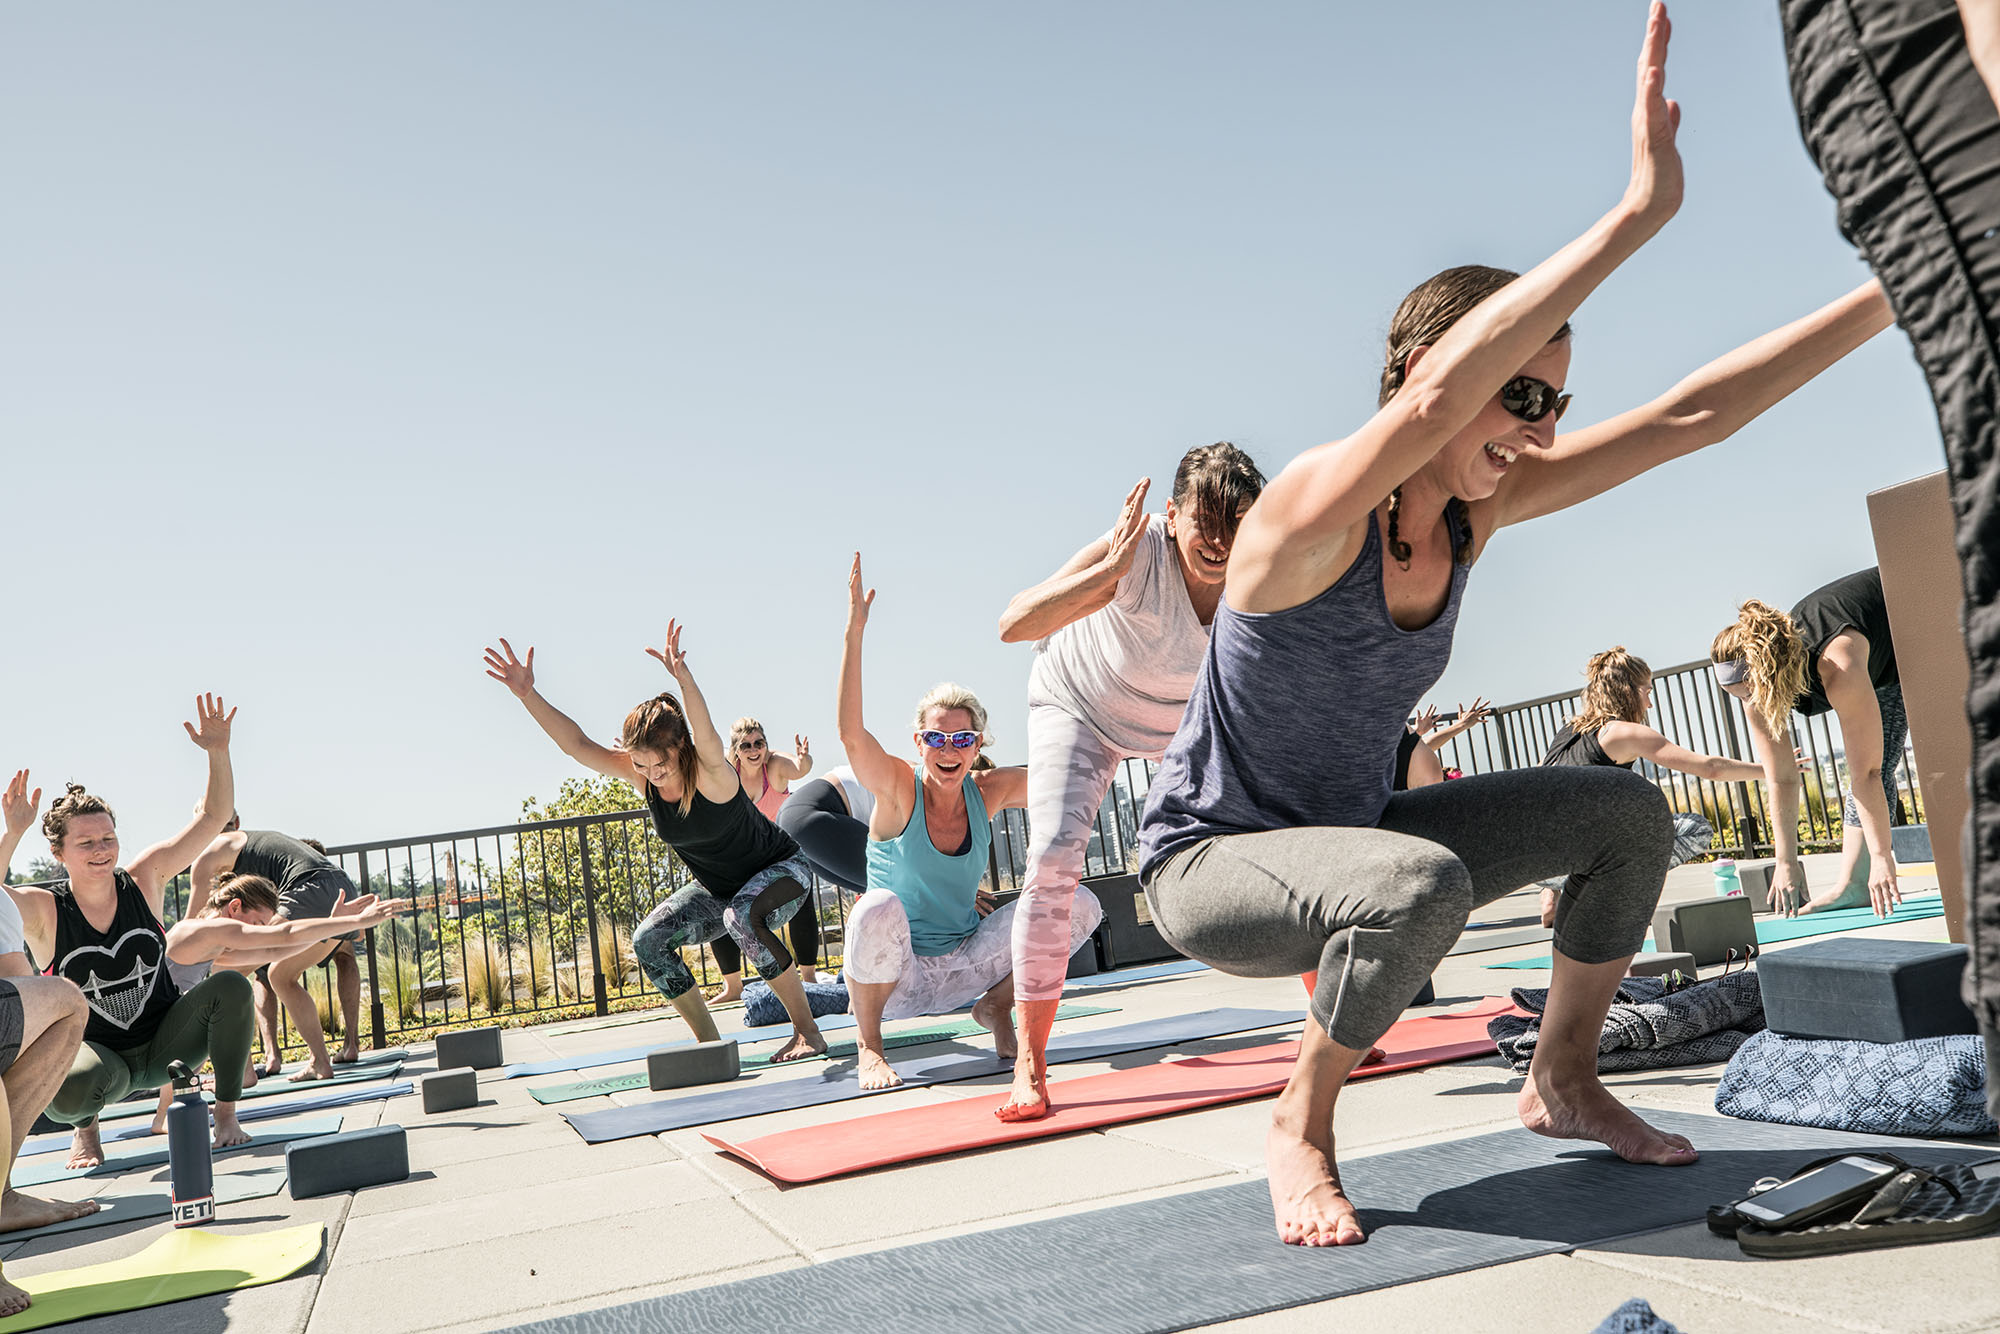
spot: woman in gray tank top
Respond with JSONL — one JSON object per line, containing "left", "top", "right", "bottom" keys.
{"left": 1135, "top": 7, "right": 1895, "bottom": 1248}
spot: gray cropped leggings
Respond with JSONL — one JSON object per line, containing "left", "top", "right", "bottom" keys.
{"left": 1142, "top": 766, "right": 1671, "bottom": 1051}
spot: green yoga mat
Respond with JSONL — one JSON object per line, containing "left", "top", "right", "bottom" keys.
{"left": 92, "top": 1060, "right": 405, "bottom": 1122}
{"left": 1488, "top": 892, "right": 1947, "bottom": 969}
{"left": 0, "top": 1222, "right": 324, "bottom": 1332}
{"left": 11, "top": 1114, "right": 343, "bottom": 1188}
{"left": 529, "top": 1004, "right": 1118, "bottom": 1105}
{"left": 0, "top": 1165, "right": 291, "bottom": 1243}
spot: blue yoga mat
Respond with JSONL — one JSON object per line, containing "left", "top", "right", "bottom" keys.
{"left": 562, "top": 1006, "right": 1302, "bottom": 1144}
{"left": 1065, "top": 958, "right": 1209, "bottom": 990}
{"left": 12, "top": 1113, "right": 345, "bottom": 1188}
{"left": 500, "top": 1109, "right": 1996, "bottom": 1334}
{"left": 18, "top": 1082, "right": 413, "bottom": 1158}
{"left": 1488, "top": 893, "right": 1947, "bottom": 970}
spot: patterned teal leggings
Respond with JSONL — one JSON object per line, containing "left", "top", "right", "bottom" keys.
{"left": 631, "top": 855, "right": 812, "bottom": 999}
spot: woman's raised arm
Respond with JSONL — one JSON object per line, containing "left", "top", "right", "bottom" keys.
{"left": 484, "top": 639, "right": 640, "bottom": 786}
{"left": 998, "top": 478, "right": 1150, "bottom": 643}
{"left": 645, "top": 621, "right": 736, "bottom": 795}
{"left": 837, "top": 555, "right": 912, "bottom": 821}
{"left": 128, "top": 695, "right": 238, "bottom": 905}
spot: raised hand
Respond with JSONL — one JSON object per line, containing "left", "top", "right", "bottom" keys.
{"left": 184, "top": 694, "right": 237, "bottom": 752}
{"left": 1411, "top": 705, "right": 1441, "bottom": 737}
{"left": 847, "top": 553, "right": 876, "bottom": 630}
{"left": 1458, "top": 697, "right": 1493, "bottom": 726}
{"left": 331, "top": 893, "right": 378, "bottom": 918}
{"left": 353, "top": 898, "right": 415, "bottom": 930}
{"left": 1624, "top": 2, "right": 1683, "bottom": 230}
{"left": 1103, "top": 477, "right": 1152, "bottom": 574}
{"left": 795, "top": 735, "right": 811, "bottom": 761}
{"left": 645, "top": 620, "right": 690, "bottom": 680}
{"left": 2, "top": 770, "right": 41, "bottom": 839}
{"left": 482, "top": 639, "right": 537, "bottom": 698}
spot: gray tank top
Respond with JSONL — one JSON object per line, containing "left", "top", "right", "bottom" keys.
{"left": 1138, "top": 506, "right": 1471, "bottom": 878}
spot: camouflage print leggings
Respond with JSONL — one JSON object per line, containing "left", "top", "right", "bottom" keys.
{"left": 1010, "top": 701, "right": 1117, "bottom": 1003}
{"left": 631, "top": 855, "right": 812, "bottom": 1000}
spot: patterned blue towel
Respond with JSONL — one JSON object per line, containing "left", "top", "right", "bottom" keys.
{"left": 1714, "top": 1030, "right": 1996, "bottom": 1137}
{"left": 742, "top": 978, "right": 850, "bottom": 1027}
{"left": 1592, "top": 1299, "right": 1683, "bottom": 1334}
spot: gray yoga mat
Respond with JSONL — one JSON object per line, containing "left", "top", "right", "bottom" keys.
{"left": 562, "top": 1007, "right": 1302, "bottom": 1144}
{"left": 501, "top": 1016, "right": 865, "bottom": 1080}
{"left": 501, "top": 1110, "right": 1997, "bottom": 1334}
{"left": 19, "top": 1082, "right": 411, "bottom": 1158}
{"left": 0, "top": 1165, "right": 291, "bottom": 1243}
{"left": 1446, "top": 924, "right": 1553, "bottom": 957}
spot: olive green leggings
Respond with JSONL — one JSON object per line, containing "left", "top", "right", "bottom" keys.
{"left": 46, "top": 970, "right": 255, "bottom": 1125}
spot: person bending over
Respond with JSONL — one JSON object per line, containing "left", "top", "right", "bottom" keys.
{"left": 4, "top": 696, "right": 257, "bottom": 1170}
{"left": 149, "top": 873, "right": 409, "bottom": 1131}
{"left": 1135, "top": 5, "right": 1893, "bottom": 1247}
{"left": 839, "top": 555, "right": 1076, "bottom": 1089}
{"left": 1533, "top": 647, "right": 1792, "bottom": 926}
{"left": 1710, "top": 569, "right": 1906, "bottom": 917}
{"left": 994, "top": 443, "right": 1261, "bottom": 1121}
{"left": 708, "top": 718, "right": 819, "bottom": 999}
{"left": 0, "top": 770, "right": 99, "bottom": 1311}
{"left": 189, "top": 823, "right": 366, "bottom": 1081}
{"left": 484, "top": 625, "right": 827, "bottom": 1061}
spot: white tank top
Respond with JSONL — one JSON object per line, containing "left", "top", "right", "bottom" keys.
{"left": 823, "top": 765, "right": 876, "bottom": 824}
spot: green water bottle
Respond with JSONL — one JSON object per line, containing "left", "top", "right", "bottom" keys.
{"left": 1712, "top": 859, "right": 1742, "bottom": 898}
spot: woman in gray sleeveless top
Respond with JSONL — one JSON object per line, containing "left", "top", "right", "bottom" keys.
{"left": 1135, "top": 8, "right": 1894, "bottom": 1249}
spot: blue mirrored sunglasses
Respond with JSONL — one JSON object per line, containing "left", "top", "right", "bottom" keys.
{"left": 920, "top": 729, "right": 981, "bottom": 749}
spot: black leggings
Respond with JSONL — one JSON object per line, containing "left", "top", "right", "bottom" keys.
{"left": 710, "top": 779, "right": 869, "bottom": 977}
{"left": 1782, "top": 0, "right": 2000, "bottom": 1119}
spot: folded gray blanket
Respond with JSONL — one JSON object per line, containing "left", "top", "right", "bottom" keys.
{"left": 1487, "top": 971, "right": 1765, "bottom": 1073}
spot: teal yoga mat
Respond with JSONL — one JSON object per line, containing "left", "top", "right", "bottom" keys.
{"left": 0, "top": 1165, "right": 291, "bottom": 1243}
{"left": 1487, "top": 892, "right": 1946, "bottom": 969}
{"left": 91, "top": 1059, "right": 405, "bottom": 1122}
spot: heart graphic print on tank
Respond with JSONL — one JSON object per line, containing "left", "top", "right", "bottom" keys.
{"left": 66, "top": 928, "right": 166, "bottom": 1032}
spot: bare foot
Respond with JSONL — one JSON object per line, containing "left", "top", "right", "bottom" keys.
{"left": 65, "top": 1123, "right": 104, "bottom": 1171}
{"left": 149, "top": 1109, "right": 169, "bottom": 1136}
{"left": 0, "top": 1189, "right": 101, "bottom": 1234}
{"left": 1518, "top": 1066, "right": 1698, "bottom": 1165}
{"left": 972, "top": 995, "right": 1018, "bottom": 1062}
{"left": 1539, "top": 886, "right": 1559, "bottom": 929}
{"left": 333, "top": 1042, "right": 360, "bottom": 1065}
{"left": 1266, "top": 1118, "right": 1365, "bottom": 1246}
{"left": 288, "top": 1060, "right": 335, "bottom": 1083}
{"left": 0, "top": 1270, "right": 26, "bottom": 1318}
{"left": 705, "top": 982, "right": 744, "bottom": 1005}
{"left": 1798, "top": 887, "right": 1868, "bottom": 915}
{"left": 256, "top": 1057, "right": 283, "bottom": 1078}
{"left": 994, "top": 1060, "right": 1048, "bottom": 1123}
{"left": 769, "top": 1029, "right": 827, "bottom": 1063}
{"left": 857, "top": 1048, "right": 903, "bottom": 1090}
{"left": 211, "top": 1109, "right": 251, "bottom": 1151}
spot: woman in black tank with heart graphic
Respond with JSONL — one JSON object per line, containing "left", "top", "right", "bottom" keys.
{"left": 4, "top": 696, "right": 256, "bottom": 1169}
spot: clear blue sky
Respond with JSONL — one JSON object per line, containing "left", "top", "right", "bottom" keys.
{"left": 0, "top": 2, "right": 1943, "bottom": 872}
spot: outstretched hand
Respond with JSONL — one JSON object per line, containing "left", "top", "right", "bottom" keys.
{"left": 1411, "top": 705, "right": 1440, "bottom": 737}
{"left": 337, "top": 894, "right": 415, "bottom": 930}
{"left": 483, "top": 639, "right": 537, "bottom": 698}
{"left": 2, "top": 770, "right": 41, "bottom": 839}
{"left": 1103, "top": 477, "right": 1152, "bottom": 574}
{"left": 795, "top": 734, "right": 811, "bottom": 761}
{"left": 645, "top": 620, "right": 691, "bottom": 679}
{"left": 1457, "top": 697, "right": 1493, "bottom": 726}
{"left": 184, "top": 694, "right": 237, "bottom": 752}
{"left": 847, "top": 553, "right": 876, "bottom": 629}
{"left": 1624, "top": 2, "right": 1683, "bottom": 230}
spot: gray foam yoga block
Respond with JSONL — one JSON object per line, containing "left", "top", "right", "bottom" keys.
{"left": 435, "top": 1025, "right": 503, "bottom": 1070}
{"left": 286, "top": 1125, "right": 409, "bottom": 1198}
{"left": 647, "top": 1039, "right": 740, "bottom": 1091}
{"left": 1760, "top": 938, "right": 1975, "bottom": 1042}
{"left": 1625, "top": 951, "right": 1697, "bottom": 980}
{"left": 1734, "top": 860, "right": 1782, "bottom": 914}
{"left": 420, "top": 1068, "right": 477, "bottom": 1114}
{"left": 1650, "top": 896, "right": 1756, "bottom": 967}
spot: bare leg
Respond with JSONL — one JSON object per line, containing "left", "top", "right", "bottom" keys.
{"left": 251, "top": 975, "right": 282, "bottom": 1077}
{"left": 1267, "top": 1023, "right": 1372, "bottom": 1246}
{"left": 667, "top": 987, "right": 721, "bottom": 1045}
{"left": 271, "top": 940, "right": 340, "bottom": 1081}
{"left": 332, "top": 943, "right": 361, "bottom": 1062}
{"left": 849, "top": 979, "right": 901, "bottom": 1089}
{"left": 972, "top": 972, "right": 1017, "bottom": 1063}
{"left": 997, "top": 997, "right": 1059, "bottom": 1122}
{"left": 211, "top": 1099, "right": 249, "bottom": 1150}
{"left": 1539, "top": 884, "right": 1559, "bottom": 928}
{"left": 0, "top": 979, "right": 99, "bottom": 1237}
{"left": 1517, "top": 951, "right": 1699, "bottom": 1164}
{"left": 762, "top": 968, "right": 827, "bottom": 1063}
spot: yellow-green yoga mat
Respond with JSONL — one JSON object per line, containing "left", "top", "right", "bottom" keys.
{"left": 0, "top": 1223, "right": 324, "bottom": 1332}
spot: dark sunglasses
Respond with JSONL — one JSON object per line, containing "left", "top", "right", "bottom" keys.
{"left": 1499, "top": 375, "right": 1571, "bottom": 424}
{"left": 920, "top": 729, "right": 981, "bottom": 750}
{"left": 738, "top": 737, "right": 766, "bottom": 750}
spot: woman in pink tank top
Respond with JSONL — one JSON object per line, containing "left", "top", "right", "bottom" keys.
{"left": 707, "top": 719, "right": 817, "bottom": 998}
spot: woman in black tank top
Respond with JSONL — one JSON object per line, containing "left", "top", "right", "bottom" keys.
{"left": 484, "top": 623, "right": 829, "bottom": 1064}
{"left": 1532, "top": 647, "right": 1778, "bottom": 924}
{"left": 5, "top": 696, "right": 257, "bottom": 1170}
{"left": 1710, "top": 569, "right": 1905, "bottom": 918}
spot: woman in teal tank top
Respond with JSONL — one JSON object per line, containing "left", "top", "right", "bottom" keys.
{"left": 836, "top": 555, "right": 1051, "bottom": 1092}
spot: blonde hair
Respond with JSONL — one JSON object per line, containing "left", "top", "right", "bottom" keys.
{"left": 204, "top": 872, "right": 280, "bottom": 917}
{"left": 728, "top": 716, "right": 767, "bottom": 761}
{"left": 911, "top": 683, "right": 989, "bottom": 738}
{"left": 1711, "top": 599, "right": 1809, "bottom": 739}
{"left": 622, "top": 693, "right": 702, "bottom": 817}
{"left": 1568, "top": 647, "right": 1651, "bottom": 735}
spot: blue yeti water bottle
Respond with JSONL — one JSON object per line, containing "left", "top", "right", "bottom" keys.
{"left": 165, "top": 1060, "right": 214, "bottom": 1227}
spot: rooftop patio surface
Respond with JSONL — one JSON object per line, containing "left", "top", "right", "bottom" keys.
{"left": 8, "top": 852, "right": 1994, "bottom": 1333}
